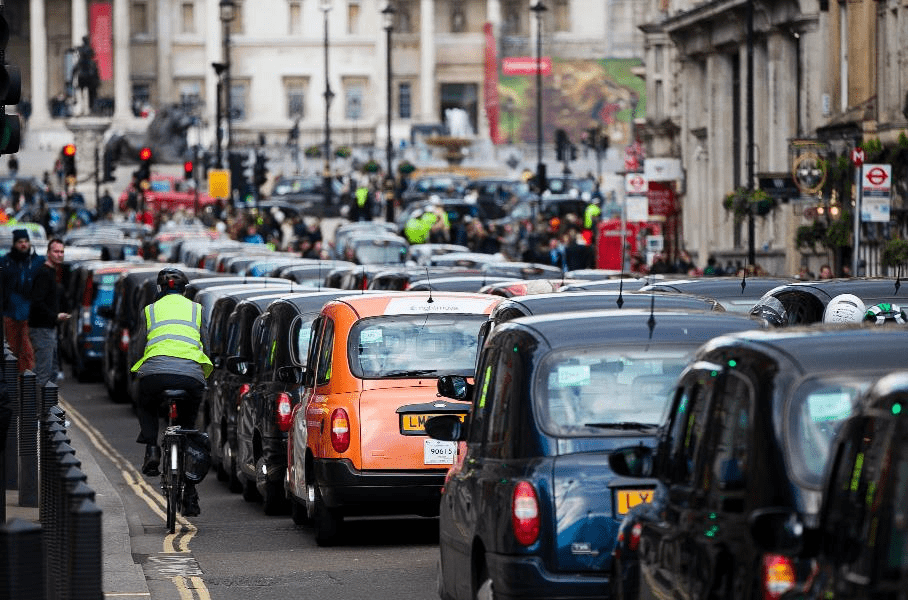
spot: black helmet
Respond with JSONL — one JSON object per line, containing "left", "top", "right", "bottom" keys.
{"left": 863, "top": 302, "right": 908, "bottom": 325}
{"left": 157, "top": 267, "right": 189, "bottom": 294}
{"left": 749, "top": 296, "right": 788, "bottom": 327}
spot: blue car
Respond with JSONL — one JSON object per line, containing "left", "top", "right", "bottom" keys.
{"left": 427, "top": 309, "right": 761, "bottom": 600}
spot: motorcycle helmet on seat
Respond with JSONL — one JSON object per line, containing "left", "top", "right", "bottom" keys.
{"left": 823, "top": 294, "right": 866, "bottom": 324}
{"left": 863, "top": 302, "right": 908, "bottom": 325}
{"left": 157, "top": 267, "right": 189, "bottom": 295}
{"left": 749, "top": 296, "right": 788, "bottom": 327}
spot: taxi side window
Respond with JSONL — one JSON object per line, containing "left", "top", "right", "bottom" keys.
{"left": 485, "top": 340, "right": 522, "bottom": 459}
{"left": 254, "top": 314, "right": 273, "bottom": 380}
{"left": 468, "top": 347, "right": 498, "bottom": 448}
{"left": 706, "top": 372, "right": 753, "bottom": 498}
{"left": 315, "top": 318, "right": 335, "bottom": 386}
{"left": 665, "top": 376, "right": 711, "bottom": 487}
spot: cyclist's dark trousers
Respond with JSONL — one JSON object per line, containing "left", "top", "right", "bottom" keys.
{"left": 136, "top": 374, "right": 204, "bottom": 445}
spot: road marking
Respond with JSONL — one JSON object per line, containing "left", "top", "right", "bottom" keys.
{"left": 61, "top": 398, "right": 209, "bottom": 599}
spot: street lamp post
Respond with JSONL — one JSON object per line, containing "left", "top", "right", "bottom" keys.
{"left": 530, "top": 1, "right": 547, "bottom": 222}
{"left": 321, "top": 0, "right": 335, "bottom": 207}
{"left": 382, "top": 3, "right": 395, "bottom": 199}
{"left": 746, "top": 0, "right": 755, "bottom": 266}
{"left": 212, "top": 62, "right": 226, "bottom": 168}
{"left": 220, "top": 0, "right": 235, "bottom": 170}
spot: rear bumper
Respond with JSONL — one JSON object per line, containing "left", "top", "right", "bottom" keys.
{"left": 314, "top": 458, "right": 446, "bottom": 513}
{"left": 486, "top": 551, "right": 610, "bottom": 600}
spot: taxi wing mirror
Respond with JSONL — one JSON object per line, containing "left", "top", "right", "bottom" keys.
{"left": 748, "top": 508, "right": 805, "bottom": 555}
{"left": 425, "top": 414, "right": 467, "bottom": 442}
{"left": 277, "top": 365, "right": 306, "bottom": 384}
{"left": 437, "top": 375, "right": 472, "bottom": 401}
{"left": 608, "top": 446, "right": 654, "bottom": 477}
{"left": 225, "top": 356, "right": 254, "bottom": 377}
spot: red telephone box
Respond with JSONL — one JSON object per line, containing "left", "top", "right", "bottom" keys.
{"left": 596, "top": 220, "right": 661, "bottom": 271}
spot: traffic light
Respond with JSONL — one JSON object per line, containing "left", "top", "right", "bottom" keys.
{"left": 136, "top": 146, "right": 152, "bottom": 185}
{"left": 570, "top": 144, "right": 577, "bottom": 161}
{"left": 533, "top": 163, "right": 547, "bottom": 194}
{"left": 253, "top": 152, "right": 268, "bottom": 189}
{"left": 102, "top": 148, "right": 116, "bottom": 182}
{"left": 62, "top": 144, "right": 77, "bottom": 178}
{"left": 0, "top": 6, "right": 21, "bottom": 155}
{"left": 183, "top": 160, "right": 194, "bottom": 180}
{"left": 555, "top": 129, "right": 568, "bottom": 162}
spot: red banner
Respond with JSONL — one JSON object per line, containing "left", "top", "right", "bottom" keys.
{"left": 484, "top": 23, "right": 502, "bottom": 145}
{"left": 502, "top": 56, "right": 552, "bottom": 76}
{"left": 648, "top": 181, "right": 677, "bottom": 216}
{"left": 90, "top": 2, "right": 113, "bottom": 81}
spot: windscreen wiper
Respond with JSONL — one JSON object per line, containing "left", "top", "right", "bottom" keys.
{"left": 583, "top": 422, "right": 658, "bottom": 430}
{"left": 382, "top": 369, "right": 439, "bottom": 378}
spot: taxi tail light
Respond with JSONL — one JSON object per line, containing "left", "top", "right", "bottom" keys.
{"left": 237, "top": 383, "right": 251, "bottom": 408}
{"left": 276, "top": 392, "right": 292, "bottom": 432}
{"left": 119, "top": 329, "right": 130, "bottom": 352}
{"left": 82, "top": 277, "right": 94, "bottom": 307}
{"left": 81, "top": 308, "right": 92, "bottom": 333}
{"left": 762, "top": 554, "right": 796, "bottom": 600}
{"left": 330, "top": 408, "right": 350, "bottom": 452}
{"left": 628, "top": 522, "right": 642, "bottom": 552}
{"left": 511, "top": 481, "right": 540, "bottom": 546}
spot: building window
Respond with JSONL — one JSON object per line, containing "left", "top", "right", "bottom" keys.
{"left": 553, "top": 0, "right": 569, "bottom": 32}
{"left": 229, "top": 0, "right": 244, "bottom": 35}
{"left": 440, "top": 83, "right": 478, "bottom": 134}
{"left": 347, "top": 2, "right": 360, "bottom": 34}
{"left": 131, "top": 1, "right": 150, "bottom": 35}
{"left": 501, "top": 0, "right": 524, "bottom": 35}
{"left": 131, "top": 83, "right": 151, "bottom": 116}
{"left": 230, "top": 80, "right": 248, "bottom": 121}
{"left": 396, "top": 0, "right": 414, "bottom": 33}
{"left": 451, "top": 0, "right": 466, "bottom": 33}
{"left": 654, "top": 44, "right": 664, "bottom": 73}
{"left": 285, "top": 77, "right": 308, "bottom": 119}
{"left": 289, "top": 1, "right": 303, "bottom": 35}
{"left": 343, "top": 78, "right": 366, "bottom": 120}
{"left": 180, "top": 2, "right": 196, "bottom": 34}
{"left": 398, "top": 82, "right": 411, "bottom": 119}
{"left": 654, "top": 79, "right": 664, "bottom": 118}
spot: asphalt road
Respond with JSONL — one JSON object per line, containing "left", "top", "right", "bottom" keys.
{"left": 60, "top": 375, "right": 442, "bottom": 600}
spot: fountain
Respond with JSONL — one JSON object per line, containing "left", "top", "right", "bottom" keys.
{"left": 426, "top": 108, "right": 474, "bottom": 166}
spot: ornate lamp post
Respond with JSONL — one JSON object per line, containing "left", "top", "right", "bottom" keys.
{"left": 321, "top": 0, "right": 335, "bottom": 207}
{"left": 219, "top": 0, "right": 235, "bottom": 164}
{"left": 382, "top": 3, "right": 395, "bottom": 190}
{"left": 530, "top": 1, "right": 547, "bottom": 222}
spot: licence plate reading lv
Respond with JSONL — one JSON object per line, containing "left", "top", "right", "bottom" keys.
{"left": 424, "top": 439, "right": 457, "bottom": 465}
{"left": 615, "top": 488, "right": 654, "bottom": 515}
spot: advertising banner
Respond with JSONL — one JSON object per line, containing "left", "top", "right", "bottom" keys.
{"left": 483, "top": 23, "right": 501, "bottom": 145}
{"left": 90, "top": 2, "right": 113, "bottom": 81}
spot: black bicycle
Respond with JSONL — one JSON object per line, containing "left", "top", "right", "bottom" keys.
{"left": 160, "top": 389, "right": 198, "bottom": 533}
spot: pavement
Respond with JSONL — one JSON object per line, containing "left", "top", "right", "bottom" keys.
{"left": 4, "top": 406, "right": 151, "bottom": 598}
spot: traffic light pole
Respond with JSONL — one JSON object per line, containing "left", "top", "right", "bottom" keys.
{"left": 94, "top": 145, "right": 100, "bottom": 208}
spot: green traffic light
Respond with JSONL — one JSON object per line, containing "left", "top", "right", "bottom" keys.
{"left": 893, "top": 403, "right": 902, "bottom": 416}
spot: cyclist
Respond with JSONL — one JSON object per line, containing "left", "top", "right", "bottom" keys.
{"left": 863, "top": 302, "right": 908, "bottom": 326}
{"left": 131, "top": 267, "right": 213, "bottom": 517}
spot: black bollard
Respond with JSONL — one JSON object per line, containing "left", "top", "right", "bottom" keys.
{"left": 0, "top": 518, "right": 46, "bottom": 600}
{"left": 67, "top": 498, "right": 102, "bottom": 600}
{"left": 3, "top": 350, "right": 18, "bottom": 490}
{"left": 18, "top": 370, "right": 38, "bottom": 506}
{"left": 41, "top": 381, "right": 59, "bottom": 416}
{"left": 45, "top": 449, "right": 78, "bottom": 600}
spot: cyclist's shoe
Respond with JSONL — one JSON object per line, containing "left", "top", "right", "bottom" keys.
{"left": 182, "top": 484, "right": 200, "bottom": 517}
{"left": 142, "top": 445, "right": 161, "bottom": 476}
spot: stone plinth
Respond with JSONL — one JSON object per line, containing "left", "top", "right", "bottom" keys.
{"left": 64, "top": 117, "right": 113, "bottom": 210}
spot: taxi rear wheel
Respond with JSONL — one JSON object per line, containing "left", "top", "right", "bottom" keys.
{"left": 290, "top": 497, "right": 311, "bottom": 526}
{"left": 475, "top": 578, "right": 495, "bottom": 600}
{"left": 312, "top": 481, "right": 341, "bottom": 546}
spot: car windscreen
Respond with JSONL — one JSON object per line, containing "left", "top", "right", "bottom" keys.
{"left": 349, "top": 314, "right": 485, "bottom": 379}
{"left": 534, "top": 344, "right": 692, "bottom": 436}
{"left": 786, "top": 376, "right": 870, "bottom": 488}
{"left": 93, "top": 273, "right": 120, "bottom": 307}
{"left": 354, "top": 241, "right": 407, "bottom": 264}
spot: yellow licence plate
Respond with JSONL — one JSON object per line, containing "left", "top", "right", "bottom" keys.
{"left": 615, "top": 488, "right": 654, "bottom": 515}
{"left": 400, "top": 413, "right": 466, "bottom": 434}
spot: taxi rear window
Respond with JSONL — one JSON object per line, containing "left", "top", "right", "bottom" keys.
{"left": 349, "top": 314, "right": 485, "bottom": 379}
{"left": 534, "top": 345, "right": 692, "bottom": 437}
{"left": 787, "top": 376, "right": 869, "bottom": 488}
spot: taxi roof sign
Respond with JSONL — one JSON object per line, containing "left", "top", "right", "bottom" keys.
{"left": 208, "top": 169, "right": 230, "bottom": 200}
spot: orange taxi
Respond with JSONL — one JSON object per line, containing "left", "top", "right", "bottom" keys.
{"left": 287, "top": 291, "right": 500, "bottom": 545}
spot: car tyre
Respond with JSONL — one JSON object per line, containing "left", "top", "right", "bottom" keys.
{"left": 312, "top": 481, "right": 341, "bottom": 546}
{"left": 241, "top": 473, "right": 261, "bottom": 502}
{"left": 290, "top": 497, "right": 310, "bottom": 526}
{"left": 226, "top": 445, "right": 243, "bottom": 493}
{"left": 257, "top": 457, "right": 288, "bottom": 516}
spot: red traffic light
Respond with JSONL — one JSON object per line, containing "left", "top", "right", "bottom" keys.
{"left": 63, "top": 143, "right": 76, "bottom": 157}
{"left": 139, "top": 147, "right": 152, "bottom": 161}
{"left": 183, "top": 161, "right": 193, "bottom": 179}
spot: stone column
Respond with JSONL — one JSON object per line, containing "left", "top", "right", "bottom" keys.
{"left": 28, "top": 0, "right": 51, "bottom": 127}
{"left": 707, "top": 53, "right": 734, "bottom": 250}
{"left": 419, "top": 0, "right": 435, "bottom": 123}
{"left": 112, "top": 0, "right": 132, "bottom": 120}
{"left": 157, "top": 0, "right": 173, "bottom": 104}
{"left": 72, "top": 0, "right": 88, "bottom": 43}
{"left": 486, "top": 0, "right": 501, "bottom": 31}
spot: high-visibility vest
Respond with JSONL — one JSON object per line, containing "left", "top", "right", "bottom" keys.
{"left": 131, "top": 294, "right": 213, "bottom": 378}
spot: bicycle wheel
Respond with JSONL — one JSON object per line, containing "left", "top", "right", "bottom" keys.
{"left": 165, "top": 443, "right": 180, "bottom": 533}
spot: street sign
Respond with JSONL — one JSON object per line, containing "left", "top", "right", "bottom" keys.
{"left": 625, "top": 173, "right": 647, "bottom": 195}
{"left": 861, "top": 163, "right": 891, "bottom": 223}
{"left": 502, "top": 56, "right": 552, "bottom": 76}
{"left": 208, "top": 169, "right": 230, "bottom": 200}
{"left": 851, "top": 148, "right": 864, "bottom": 167}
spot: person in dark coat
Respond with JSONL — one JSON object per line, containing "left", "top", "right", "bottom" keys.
{"left": 28, "top": 239, "right": 71, "bottom": 387}
{"left": 0, "top": 229, "right": 44, "bottom": 372}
